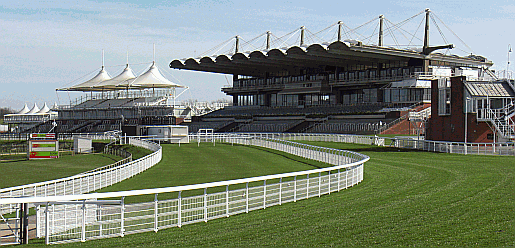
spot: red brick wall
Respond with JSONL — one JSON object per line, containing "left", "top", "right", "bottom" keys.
{"left": 426, "top": 76, "right": 493, "bottom": 143}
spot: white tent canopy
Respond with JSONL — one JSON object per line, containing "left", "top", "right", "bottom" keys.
{"left": 59, "top": 62, "right": 185, "bottom": 92}
{"left": 16, "top": 104, "right": 30, "bottom": 114}
{"left": 94, "top": 64, "right": 137, "bottom": 90}
{"left": 130, "top": 62, "right": 186, "bottom": 89}
{"left": 60, "top": 67, "right": 112, "bottom": 91}
{"left": 27, "top": 103, "right": 40, "bottom": 114}
{"left": 37, "top": 103, "right": 51, "bottom": 114}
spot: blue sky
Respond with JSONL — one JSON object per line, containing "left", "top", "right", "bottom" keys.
{"left": 1, "top": 0, "right": 514, "bottom": 109}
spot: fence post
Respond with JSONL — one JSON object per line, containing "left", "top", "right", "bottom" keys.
{"left": 306, "top": 174, "right": 310, "bottom": 198}
{"left": 36, "top": 205, "right": 41, "bottom": 238}
{"left": 81, "top": 200, "right": 86, "bottom": 242}
{"left": 178, "top": 191, "right": 182, "bottom": 227}
{"left": 154, "top": 194, "right": 158, "bottom": 232}
{"left": 120, "top": 197, "right": 125, "bottom": 237}
{"left": 204, "top": 188, "right": 208, "bottom": 222}
{"left": 337, "top": 169, "right": 341, "bottom": 191}
{"left": 294, "top": 176, "right": 297, "bottom": 202}
{"left": 328, "top": 171, "right": 331, "bottom": 194}
{"left": 245, "top": 182, "right": 249, "bottom": 213}
{"left": 45, "top": 203, "right": 49, "bottom": 245}
{"left": 279, "top": 178, "right": 282, "bottom": 205}
{"left": 318, "top": 172, "right": 321, "bottom": 197}
{"left": 263, "top": 180, "right": 267, "bottom": 209}
{"left": 226, "top": 185, "right": 229, "bottom": 217}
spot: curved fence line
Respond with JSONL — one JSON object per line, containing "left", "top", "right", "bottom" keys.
{"left": 0, "top": 135, "right": 368, "bottom": 245}
{"left": 220, "top": 133, "right": 515, "bottom": 156}
{"left": 0, "top": 138, "right": 162, "bottom": 215}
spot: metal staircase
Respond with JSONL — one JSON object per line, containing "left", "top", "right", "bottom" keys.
{"left": 477, "top": 102, "right": 515, "bottom": 139}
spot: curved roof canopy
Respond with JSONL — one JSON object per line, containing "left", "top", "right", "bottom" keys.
{"left": 170, "top": 41, "right": 493, "bottom": 77}
{"left": 59, "top": 62, "right": 185, "bottom": 92}
{"left": 17, "top": 104, "right": 30, "bottom": 114}
{"left": 130, "top": 62, "right": 186, "bottom": 89}
{"left": 27, "top": 103, "right": 40, "bottom": 114}
{"left": 94, "top": 64, "right": 137, "bottom": 90}
{"left": 61, "top": 67, "right": 112, "bottom": 91}
{"left": 37, "top": 103, "right": 50, "bottom": 114}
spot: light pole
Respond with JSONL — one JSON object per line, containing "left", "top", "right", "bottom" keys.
{"left": 507, "top": 44, "right": 512, "bottom": 79}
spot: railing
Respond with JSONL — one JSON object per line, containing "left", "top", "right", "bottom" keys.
{"left": 0, "top": 137, "right": 161, "bottom": 216}
{"left": 2, "top": 132, "right": 514, "bottom": 245}
{"left": 477, "top": 108, "right": 515, "bottom": 138}
{"left": 61, "top": 90, "right": 174, "bottom": 109}
{"left": 0, "top": 133, "right": 118, "bottom": 141}
{"left": 78, "top": 147, "right": 133, "bottom": 175}
{"left": 375, "top": 114, "right": 407, "bottom": 134}
{"left": 408, "top": 107, "right": 431, "bottom": 121}
{"left": 217, "top": 133, "right": 515, "bottom": 156}
{"left": 392, "top": 138, "right": 515, "bottom": 156}
{"left": 0, "top": 134, "right": 368, "bottom": 245}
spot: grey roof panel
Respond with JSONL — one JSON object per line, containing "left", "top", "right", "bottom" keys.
{"left": 465, "top": 81, "right": 515, "bottom": 97}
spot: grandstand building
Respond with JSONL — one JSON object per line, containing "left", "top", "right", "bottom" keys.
{"left": 17, "top": 58, "right": 192, "bottom": 134}
{"left": 170, "top": 9, "right": 496, "bottom": 134}
{"left": 4, "top": 103, "right": 58, "bottom": 133}
{"left": 427, "top": 76, "right": 515, "bottom": 143}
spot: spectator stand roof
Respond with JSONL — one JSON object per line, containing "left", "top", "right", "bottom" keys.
{"left": 58, "top": 62, "right": 186, "bottom": 92}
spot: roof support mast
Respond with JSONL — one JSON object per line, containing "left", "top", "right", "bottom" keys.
{"left": 300, "top": 26, "right": 305, "bottom": 46}
{"left": 378, "top": 15, "right": 384, "bottom": 47}
{"left": 421, "top": 8, "right": 454, "bottom": 57}
{"left": 266, "top": 31, "right": 271, "bottom": 50}
{"left": 423, "top": 8, "right": 430, "bottom": 73}
{"left": 235, "top": 36, "right": 240, "bottom": 54}
{"left": 337, "top": 21, "right": 342, "bottom": 42}
{"left": 424, "top": 8, "right": 430, "bottom": 51}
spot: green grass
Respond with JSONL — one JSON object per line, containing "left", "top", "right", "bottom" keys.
{"left": 0, "top": 153, "right": 124, "bottom": 189}
{"left": 114, "top": 144, "right": 152, "bottom": 160}
{"left": 96, "top": 143, "right": 329, "bottom": 203}
{"left": 22, "top": 141, "right": 515, "bottom": 247}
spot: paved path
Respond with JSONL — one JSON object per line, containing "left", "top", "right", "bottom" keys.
{"left": 0, "top": 215, "right": 36, "bottom": 245}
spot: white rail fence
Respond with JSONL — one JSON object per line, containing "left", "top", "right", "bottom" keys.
{"left": 0, "top": 138, "right": 162, "bottom": 216}
{"left": 217, "top": 133, "right": 515, "bottom": 156}
{"left": 0, "top": 136, "right": 368, "bottom": 245}
{"left": 0, "top": 133, "right": 118, "bottom": 141}
{"left": 2, "top": 132, "right": 512, "bottom": 245}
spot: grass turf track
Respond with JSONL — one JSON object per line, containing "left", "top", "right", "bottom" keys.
{"left": 95, "top": 143, "right": 330, "bottom": 203}
{"left": 0, "top": 153, "right": 123, "bottom": 189}
{"left": 22, "top": 141, "right": 515, "bottom": 247}
{"left": 0, "top": 144, "right": 151, "bottom": 189}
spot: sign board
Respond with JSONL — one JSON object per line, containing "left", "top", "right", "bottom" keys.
{"left": 28, "top": 140, "right": 59, "bottom": 159}
{"left": 31, "top": 133, "right": 56, "bottom": 139}
{"left": 146, "top": 125, "right": 189, "bottom": 144}
{"left": 74, "top": 137, "right": 93, "bottom": 153}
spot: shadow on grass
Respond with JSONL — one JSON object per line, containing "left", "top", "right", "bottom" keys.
{"left": 0, "top": 158, "right": 28, "bottom": 163}
{"left": 346, "top": 146, "right": 421, "bottom": 153}
{"left": 236, "top": 144, "right": 327, "bottom": 169}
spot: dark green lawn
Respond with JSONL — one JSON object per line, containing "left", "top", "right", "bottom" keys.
{"left": 23, "top": 142, "right": 515, "bottom": 247}
{"left": 95, "top": 143, "right": 329, "bottom": 203}
{"left": 0, "top": 153, "right": 124, "bottom": 189}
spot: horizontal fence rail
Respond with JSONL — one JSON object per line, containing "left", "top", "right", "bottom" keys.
{"left": 0, "top": 135, "right": 368, "bottom": 245}
{"left": 0, "top": 138, "right": 161, "bottom": 216}
{"left": 2, "top": 131, "right": 509, "bottom": 245}
{"left": 215, "top": 133, "right": 515, "bottom": 156}
{"left": 0, "top": 133, "right": 118, "bottom": 141}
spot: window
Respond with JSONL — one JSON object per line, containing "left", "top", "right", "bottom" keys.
{"left": 438, "top": 88, "right": 451, "bottom": 115}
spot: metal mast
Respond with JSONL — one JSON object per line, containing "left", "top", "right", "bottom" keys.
{"left": 266, "top": 31, "right": 271, "bottom": 50}
{"left": 423, "top": 8, "right": 430, "bottom": 51}
{"left": 378, "top": 15, "right": 384, "bottom": 46}
{"left": 235, "top": 36, "right": 240, "bottom": 53}
{"left": 300, "top": 26, "right": 305, "bottom": 46}
{"left": 337, "top": 21, "right": 343, "bottom": 42}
